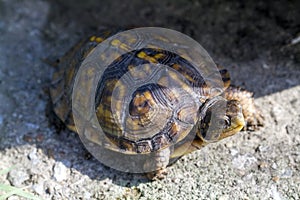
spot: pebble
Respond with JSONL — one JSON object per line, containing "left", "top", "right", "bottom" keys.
{"left": 262, "top": 62, "right": 270, "bottom": 69}
{"left": 271, "top": 162, "right": 277, "bottom": 170}
{"left": 32, "top": 181, "right": 45, "bottom": 195}
{"left": 53, "top": 162, "right": 68, "bottom": 182}
{"left": 269, "top": 185, "right": 282, "bottom": 200}
{"left": 83, "top": 191, "right": 92, "bottom": 199}
{"left": 232, "top": 154, "right": 257, "bottom": 171}
{"left": 28, "top": 150, "right": 38, "bottom": 160}
{"left": 7, "top": 196, "right": 20, "bottom": 200}
{"left": 8, "top": 169, "right": 30, "bottom": 187}
{"left": 256, "top": 145, "right": 269, "bottom": 152}
{"left": 219, "top": 195, "right": 229, "bottom": 200}
{"left": 28, "top": 150, "right": 40, "bottom": 165}
{"left": 229, "top": 148, "right": 239, "bottom": 156}
{"left": 281, "top": 168, "right": 293, "bottom": 178}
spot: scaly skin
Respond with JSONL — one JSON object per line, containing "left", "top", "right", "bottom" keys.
{"left": 224, "top": 86, "right": 264, "bottom": 131}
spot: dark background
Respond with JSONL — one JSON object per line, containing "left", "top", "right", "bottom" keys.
{"left": 44, "top": 0, "right": 299, "bottom": 62}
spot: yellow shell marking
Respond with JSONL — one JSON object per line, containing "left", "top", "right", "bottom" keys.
{"left": 137, "top": 51, "right": 158, "bottom": 63}
{"left": 111, "top": 39, "right": 131, "bottom": 52}
{"left": 89, "top": 36, "right": 104, "bottom": 43}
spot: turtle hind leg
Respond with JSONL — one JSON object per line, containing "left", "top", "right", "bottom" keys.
{"left": 144, "top": 148, "right": 171, "bottom": 180}
{"left": 224, "top": 86, "right": 264, "bottom": 131}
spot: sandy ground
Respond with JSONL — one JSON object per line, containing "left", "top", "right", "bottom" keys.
{"left": 0, "top": 0, "right": 299, "bottom": 199}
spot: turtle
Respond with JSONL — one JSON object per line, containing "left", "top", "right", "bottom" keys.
{"left": 49, "top": 29, "right": 264, "bottom": 180}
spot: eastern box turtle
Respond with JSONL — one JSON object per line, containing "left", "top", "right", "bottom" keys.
{"left": 50, "top": 28, "right": 263, "bottom": 180}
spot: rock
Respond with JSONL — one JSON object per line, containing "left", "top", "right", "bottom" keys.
{"left": 8, "top": 168, "right": 30, "bottom": 187}
{"left": 28, "top": 150, "right": 38, "bottom": 160}
{"left": 53, "top": 162, "right": 68, "bottom": 182}
{"left": 269, "top": 185, "right": 283, "bottom": 200}
{"left": 32, "top": 181, "right": 45, "bottom": 195}
{"left": 232, "top": 154, "right": 257, "bottom": 171}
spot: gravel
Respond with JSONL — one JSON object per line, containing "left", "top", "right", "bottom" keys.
{"left": 0, "top": 0, "right": 299, "bottom": 199}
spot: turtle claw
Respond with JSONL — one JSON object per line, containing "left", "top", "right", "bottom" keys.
{"left": 244, "top": 111, "right": 264, "bottom": 131}
{"left": 146, "top": 168, "right": 168, "bottom": 180}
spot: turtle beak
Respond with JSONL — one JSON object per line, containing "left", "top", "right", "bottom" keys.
{"left": 219, "top": 106, "right": 245, "bottom": 140}
{"left": 232, "top": 111, "right": 245, "bottom": 131}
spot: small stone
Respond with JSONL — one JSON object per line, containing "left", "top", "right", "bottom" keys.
{"left": 269, "top": 185, "right": 282, "bottom": 200}
{"left": 230, "top": 148, "right": 239, "bottom": 156}
{"left": 171, "top": 177, "right": 181, "bottom": 184}
{"left": 232, "top": 154, "right": 257, "bottom": 171}
{"left": 53, "top": 162, "right": 68, "bottom": 182}
{"left": 258, "top": 161, "right": 268, "bottom": 170}
{"left": 219, "top": 195, "right": 229, "bottom": 200}
{"left": 262, "top": 63, "right": 270, "bottom": 69}
{"left": 83, "top": 191, "right": 92, "bottom": 199}
{"left": 272, "top": 176, "right": 280, "bottom": 182}
{"left": 28, "top": 150, "right": 38, "bottom": 160}
{"left": 256, "top": 145, "right": 269, "bottom": 152}
{"left": 32, "top": 182, "right": 44, "bottom": 195}
{"left": 7, "top": 196, "right": 20, "bottom": 200}
{"left": 271, "top": 162, "right": 277, "bottom": 170}
{"left": 8, "top": 169, "right": 30, "bottom": 187}
{"left": 281, "top": 168, "right": 293, "bottom": 178}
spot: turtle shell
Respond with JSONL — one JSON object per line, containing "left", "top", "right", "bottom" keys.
{"left": 50, "top": 28, "right": 225, "bottom": 158}
{"left": 94, "top": 48, "right": 208, "bottom": 153}
{"left": 50, "top": 30, "right": 116, "bottom": 131}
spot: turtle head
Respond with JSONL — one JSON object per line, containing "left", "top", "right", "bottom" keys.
{"left": 198, "top": 97, "right": 245, "bottom": 143}
{"left": 218, "top": 100, "right": 245, "bottom": 139}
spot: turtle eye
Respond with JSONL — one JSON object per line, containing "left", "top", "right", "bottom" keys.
{"left": 224, "top": 116, "right": 231, "bottom": 127}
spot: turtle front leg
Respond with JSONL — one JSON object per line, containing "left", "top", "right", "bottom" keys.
{"left": 224, "top": 86, "right": 264, "bottom": 130}
{"left": 144, "top": 148, "right": 171, "bottom": 180}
